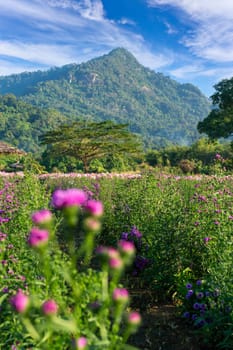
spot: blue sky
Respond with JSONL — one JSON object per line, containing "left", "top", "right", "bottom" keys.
{"left": 1, "top": 0, "right": 233, "bottom": 97}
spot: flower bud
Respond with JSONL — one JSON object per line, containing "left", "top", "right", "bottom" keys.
{"left": 84, "top": 200, "right": 103, "bottom": 217}
{"left": 10, "top": 289, "right": 29, "bottom": 313}
{"left": 52, "top": 189, "right": 87, "bottom": 209}
{"left": 127, "top": 311, "right": 141, "bottom": 331}
{"left": 42, "top": 299, "right": 58, "bottom": 316}
{"left": 73, "top": 337, "right": 88, "bottom": 349}
{"left": 113, "top": 288, "right": 129, "bottom": 304}
{"left": 83, "top": 217, "right": 101, "bottom": 233}
{"left": 31, "top": 209, "right": 52, "bottom": 225}
{"left": 28, "top": 227, "right": 49, "bottom": 248}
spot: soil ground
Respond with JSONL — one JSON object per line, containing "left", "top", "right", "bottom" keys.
{"left": 128, "top": 291, "right": 204, "bottom": 350}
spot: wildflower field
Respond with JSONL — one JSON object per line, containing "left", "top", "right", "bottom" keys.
{"left": 0, "top": 172, "right": 232, "bottom": 349}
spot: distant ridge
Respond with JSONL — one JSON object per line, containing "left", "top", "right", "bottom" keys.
{"left": 0, "top": 48, "right": 211, "bottom": 149}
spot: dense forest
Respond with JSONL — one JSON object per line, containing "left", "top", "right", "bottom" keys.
{"left": 0, "top": 48, "right": 210, "bottom": 149}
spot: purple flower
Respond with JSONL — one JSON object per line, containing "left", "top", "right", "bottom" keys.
{"left": 10, "top": 290, "right": 29, "bottom": 313}
{"left": 196, "top": 292, "right": 204, "bottom": 299}
{"left": 84, "top": 199, "right": 103, "bottom": 217}
{"left": 130, "top": 226, "right": 142, "bottom": 238}
{"left": 121, "top": 232, "right": 129, "bottom": 240}
{"left": 112, "top": 288, "right": 129, "bottom": 303}
{"left": 196, "top": 280, "right": 202, "bottom": 286}
{"left": 186, "top": 283, "right": 192, "bottom": 289}
{"left": 118, "top": 240, "right": 135, "bottom": 255}
{"left": 185, "top": 290, "right": 194, "bottom": 299}
{"left": 75, "top": 337, "right": 88, "bottom": 350}
{"left": 31, "top": 209, "right": 52, "bottom": 225}
{"left": 183, "top": 311, "right": 190, "bottom": 318}
{"left": 28, "top": 227, "right": 49, "bottom": 247}
{"left": 52, "top": 189, "right": 87, "bottom": 209}
{"left": 127, "top": 311, "right": 141, "bottom": 326}
{"left": 204, "top": 237, "right": 211, "bottom": 244}
{"left": 42, "top": 299, "right": 58, "bottom": 315}
{"left": 193, "top": 303, "right": 200, "bottom": 310}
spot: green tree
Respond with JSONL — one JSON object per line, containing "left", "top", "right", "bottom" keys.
{"left": 198, "top": 77, "right": 233, "bottom": 139}
{"left": 40, "top": 121, "right": 142, "bottom": 172}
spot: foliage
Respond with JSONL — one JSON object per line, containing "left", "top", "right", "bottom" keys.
{"left": 0, "top": 181, "right": 141, "bottom": 349}
{"left": 0, "top": 94, "right": 66, "bottom": 153}
{"left": 198, "top": 77, "right": 233, "bottom": 139}
{"left": 145, "top": 138, "right": 233, "bottom": 174}
{"left": 0, "top": 48, "right": 210, "bottom": 149}
{"left": 1, "top": 173, "right": 233, "bottom": 349}
{"left": 40, "top": 121, "right": 143, "bottom": 172}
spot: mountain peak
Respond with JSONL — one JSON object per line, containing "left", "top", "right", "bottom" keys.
{"left": 108, "top": 48, "right": 140, "bottom": 63}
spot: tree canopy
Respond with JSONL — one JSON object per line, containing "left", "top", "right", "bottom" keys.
{"left": 40, "top": 121, "right": 143, "bottom": 172}
{"left": 198, "top": 78, "right": 233, "bottom": 139}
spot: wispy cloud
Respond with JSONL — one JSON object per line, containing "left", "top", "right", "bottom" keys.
{"left": 0, "top": 0, "right": 174, "bottom": 75}
{"left": 48, "top": 0, "right": 105, "bottom": 21}
{"left": 147, "top": 0, "right": 233, "bottom": 62}
{"left": 117, "top": 18, "right": 136, "bottom": 26}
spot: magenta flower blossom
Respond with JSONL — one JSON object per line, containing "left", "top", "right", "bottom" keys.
{"left": 109, "top": 257, "right": 123, "bottom": 270}
{"left": 204, "top": 237, "right": 211, "bottom": 244}
{"left": 83, "top": 217, "right": 101, "bottom": 232}
{"left": 215, "top": 153, "right": 222, "bottom": 160}
{"left": 28, "top": 227, "right": 49, "bottom": 247}
{"left": 127, "top": 311, "right": 141, "bottom": 326}
{"left": 84, "top": 200, "right": 103, "bottom": 217}
{"left": 42, "top": 299, "right": 58, "bottom": 315}
{"left": 10, "top": 289, "right": 29, "bottom": 313}
{"left": 31, "top": 209, "right": 52, "bottom": 225}
{"left": 52, "top": 189, "right": 87, "bottom": 209}
{"left": 118, "top": 240, "right": 135, "bottom": 255}
{"left": 75, "top": 337, "right": 87, "bottom": 350}
{"left": 113, "top": 288, "right": 129, "bottom": 303}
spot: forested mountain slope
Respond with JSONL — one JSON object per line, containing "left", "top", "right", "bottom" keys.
{"left": 0, "top": 48, "right": 210, "bottom": 148}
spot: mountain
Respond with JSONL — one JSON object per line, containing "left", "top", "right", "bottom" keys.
{"left": 0, "top": 48, "right": 210, "bottom": 149}
{"left": 0, "top": 94, "right": 66, "bottom": 153}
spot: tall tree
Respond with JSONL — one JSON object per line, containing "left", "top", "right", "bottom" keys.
{"left": 198, "top": 78, "right": 233, "bottom": 139}
{"left": 40, "top": 121, "right": 142, "bottom": 172}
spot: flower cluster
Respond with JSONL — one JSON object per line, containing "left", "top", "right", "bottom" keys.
{"left": 182, "top": 279, "right": 231, "bottom": 328}
{"left": 7, "top": 188, "right": 141, "bottom": 349}
{"left": 120, "top": 226, "right": 150, "bottom": 276}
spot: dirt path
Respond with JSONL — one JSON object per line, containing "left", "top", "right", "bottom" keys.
{"left": 129, "top": 303, "right": 202, "bottom": 350}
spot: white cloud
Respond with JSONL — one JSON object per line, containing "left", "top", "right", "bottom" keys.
{"left": 0, "top": 41, "right": 77, "bottom": 66}
{"left": 0, "top": 0, "right": 174, "bottom": 74}
{"left": 118, "top": 18, "right": 136, "bottom": 26}
{"left": 48, "top": 0, "right": 105, "bottom": 21}
{"left": 147, "top": 0, "right": 233, "bottom": 62}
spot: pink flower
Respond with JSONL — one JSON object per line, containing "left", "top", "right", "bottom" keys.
{"left": 74, "top": 337, "right": 88, "bottom": 349}
{"left": 52, "top": 189, "right": 87, "bottom": 209}
{"left": 10, "top": 290, "right": 29, "bottom": 313}
{"left": 84, "top": 200, "right": 103, "bottom": 217}
{"left": 113, "top": 288, "right": 129, "bottom": 303}
{"left": 127, "top": 311, "right": 141, "bottom": 326}
{"left": 42, "top": 299, "right": 58, "bottom": 315}
{"left": 83, "top": 217, "right": 101, "bottom": 232}
{"left": 31, "top": 209, "right": 52, "bottom": 225}
{"left": 118, "top": 240, "right": 135, "bottom": 255}
{"left": 109, "top": 257, "right": 123, "bottom": 270}
{"left": 28, "top": 227, "right": 49, "bottom": 247}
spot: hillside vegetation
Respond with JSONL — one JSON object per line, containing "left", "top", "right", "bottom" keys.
{"left": 0, "top": 48, "right": 210, "bottom": 149}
